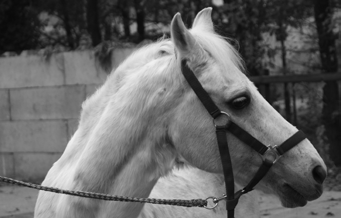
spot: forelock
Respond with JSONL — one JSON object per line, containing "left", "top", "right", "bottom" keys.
{"left": 189, "top": 28, "right": 245, "bottom": 73}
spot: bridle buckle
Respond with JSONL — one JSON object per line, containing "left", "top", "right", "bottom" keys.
{"left": 263, "top": 145, "right": 281, "bottom": 164}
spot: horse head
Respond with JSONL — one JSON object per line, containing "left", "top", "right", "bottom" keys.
{"left": 167, "top": 8, "right": 327, "bottom": 208}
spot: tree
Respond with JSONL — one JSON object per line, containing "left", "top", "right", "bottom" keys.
{"left": 133, "top": 0, "right": 146, "bottom": 42}
{"left": 118, "top": 0, "right": 131, "bottom": 38}
{"left": 59, "top": 0, "right": 76, "bottom": 48}
{"left": 34, "top": 0, "right": 87, "bottom": 49}
{"left": 267, "top": 0, "right": 313, "bottom": 122}
{"left": 313, "top": 0, "right": 341, "bottom": 166}
{"left": 213, "top": 0, "right": 310, "bottom": 73}
{"left": 87, "top": 0, "right": 102, "bottom": 46}
{"left": 0, "top": 0, "right": 41, "bottom": 54}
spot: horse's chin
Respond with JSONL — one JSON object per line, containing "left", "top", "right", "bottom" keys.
{"left": 276, "top": 183, "right": 323, "bottom": 208}
{"left": 277, "top": 184, "right": 307, "bottom": 208}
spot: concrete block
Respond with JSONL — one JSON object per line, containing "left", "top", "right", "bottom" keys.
{"left": 85, "top": 84, "right": 102, "bottom": 97}
{"left": 14, "top": 153, "right": 61, "bottom": 182}
{"left": 0, "top": 153, "right": 15, "bottom": 178}
{"left": 111, "top": 48, "right": 135, "bottom": 70}
{"left": 0, "top": 89, "right": 10, "bottom": 120}
{"left": 64, "top": 51, "right": 107, "bottom": 85}
{"left": 10, "top": 86, "right": 85, "bottom": 120}
{"left": 0, "top": 121, "right": 68, "bottom": 153}
{"left": 67, "top": 119, "right": 79, "bottom": 139}
{"left": 0, "top": 54, "right": 65, "bottom": 89}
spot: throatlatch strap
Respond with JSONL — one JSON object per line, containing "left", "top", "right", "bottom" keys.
{"left": 276, "top": 130, "right": 306, "bottom": 155}
{"left": 216, "top": 127, "right": 235, "bottom": 213}
{"left": 181, "top": 60, "right": 221, "bottom": 118}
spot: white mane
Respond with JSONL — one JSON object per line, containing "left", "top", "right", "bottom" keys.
{"left": 112, "top": 27, "right": 244, "bottom": 87}
{"left": 190, "top": 29, "right": 244, "bottom": 74}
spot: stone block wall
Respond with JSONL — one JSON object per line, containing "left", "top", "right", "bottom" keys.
{"left": 0, "top": 48, "right": 134, "bottom": 182}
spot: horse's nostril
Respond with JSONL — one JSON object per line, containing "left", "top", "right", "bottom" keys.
{"left": 312, "top": 165, "right": 327, "bottom": 184}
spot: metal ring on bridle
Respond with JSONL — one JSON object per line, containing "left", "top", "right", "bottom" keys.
{"left": 213, "top": 111, "right": 231, "bottom": 128}
{"left": 204, "top": 196, "right": 218, "bottom": 210}
{"left": 263, "top": 145, "right": 282, "bottom": 164}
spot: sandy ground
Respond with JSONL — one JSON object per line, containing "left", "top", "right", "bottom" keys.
{"left": 0, "top": 185, "right": 340, "bottom": 218}
{"left": 259, "top": 191, "right": 341, "bottom": 218}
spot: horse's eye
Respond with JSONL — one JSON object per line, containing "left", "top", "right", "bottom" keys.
{"left": 230, "top": 96, "right": 250, "bottom": 110}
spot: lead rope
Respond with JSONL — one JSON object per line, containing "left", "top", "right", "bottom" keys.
{"left": 0, "top": 175, "right": 208, "bottom": 208}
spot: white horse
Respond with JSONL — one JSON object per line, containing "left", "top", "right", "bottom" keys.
{"left": 34, "top": 8, "right": 327, "bottom": 218}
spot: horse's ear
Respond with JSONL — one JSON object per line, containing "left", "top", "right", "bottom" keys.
{"left": 170, "top": 13, "right": 196, "bottom": 57}
{"left": 192, "top": 7, "right": 214, "bottom": 32}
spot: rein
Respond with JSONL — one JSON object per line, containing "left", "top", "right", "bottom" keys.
{"left": 181, "top": 59, "right": 306, "bottom": 218}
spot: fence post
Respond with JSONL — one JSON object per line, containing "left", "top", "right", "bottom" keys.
{"left": 284, "top": 82, "right": 291, "bottom": 123}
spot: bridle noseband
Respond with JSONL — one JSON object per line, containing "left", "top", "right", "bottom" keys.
{"left": 181, "top": 60, "right": 306, "bottom": 218}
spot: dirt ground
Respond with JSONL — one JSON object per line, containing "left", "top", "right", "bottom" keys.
{"left": 0, "top": 185, "right": 340, "bottom": 218}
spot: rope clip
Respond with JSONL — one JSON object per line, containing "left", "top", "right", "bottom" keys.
{"left": 204, "top": 194, "right": 227, "bottom": 210}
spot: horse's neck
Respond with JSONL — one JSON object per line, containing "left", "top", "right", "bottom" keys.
{"left": 54, "top": 89, "right": 177, "bottom": 217}
{"left": 55, "top": 130, "right": 170, "bottom": 217}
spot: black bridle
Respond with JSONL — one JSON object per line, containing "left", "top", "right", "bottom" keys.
{"left": 181, "top": 60, "right": 306, "bottom": 218}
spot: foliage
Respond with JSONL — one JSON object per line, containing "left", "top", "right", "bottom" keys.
{"left": 33, "top": 0, "right": 88, "bottom": 49}
{"left": 0, "top": 0, "right": 319, "bottom": 58}
{"left": 0, "top": 0, "right": 41, "bottom": 54}
{"left": 211, "top": 0, "right": 314, "bottom": 75}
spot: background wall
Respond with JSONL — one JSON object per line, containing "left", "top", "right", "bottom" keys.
{"left": 0, "top": 48, "right": 134, "bottom": 182}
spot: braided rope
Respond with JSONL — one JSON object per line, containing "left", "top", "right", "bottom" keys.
{"left": 0, "top": 176, "right": 207, "bottom": 208}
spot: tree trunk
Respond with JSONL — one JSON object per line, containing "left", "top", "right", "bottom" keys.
{"left": 280, "top": 39, "right": 292, "bottom": 123}
{"left": 60, "top": 0, "right": 75, "bottom": 49}
{"left": 87, "top": 0, "right": 102, "bottom": 46}
{"left": 134, "top": 0, "right": 145, "bottom": 42}
{"left": 277, "top": 9, "right": 291, "bottom": 122}
{"left": 314, "top": 0, "right": 341, "bottom": 166}
{"left": 104, "top": 22, "right": 112, "bottom": 41}
{"left": 119, "top": 0, "right": 131, "bottom": 38}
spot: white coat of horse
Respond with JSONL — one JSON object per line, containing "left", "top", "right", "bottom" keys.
{"left": 34, "top": 8, "right": 327, "bottom": 218}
